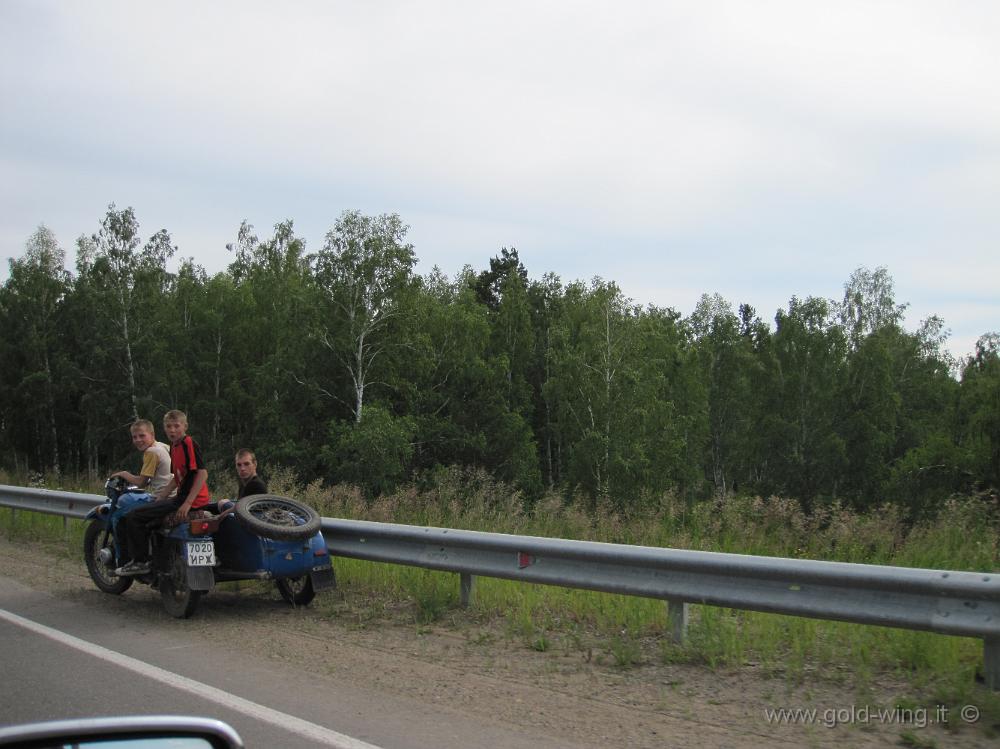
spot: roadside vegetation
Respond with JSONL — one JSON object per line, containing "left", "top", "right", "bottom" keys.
{"left": 4, "top": 465, "right": 999, "bottom": 737}
{"left": 3, "top": 206, "right": 1000, "bottom": 523}
{"left": 4, "top": 206, "right": 1000, "bottom": 740}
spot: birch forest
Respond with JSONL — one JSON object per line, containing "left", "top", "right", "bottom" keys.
{"left": 2, "top": 204, "right": 998, "bottom": 518}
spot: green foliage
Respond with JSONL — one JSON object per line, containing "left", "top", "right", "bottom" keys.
{"left": 959, "top": 334, "right": 1000, "bottom": 488}
{"left": 312, "top": 210, "right": 417, "bottom": 425}
{"left": 608, "top": 634, "right": 643, "bottom": 668}
{"left": 0, "top": 204, "right": 996, "bottom": 523}
{"left": 0, "top": 226, "right": 71, "bottom": 474}
{"left": 884, "top": 435, "right": 975, "bottom": 519}
{"left": 400, "top": 568, "right": 456, "bottom": 624}
{"left": 690, "top": 295, "right": 757, "bottom": 496}
{"left": 7, "top": 470, "right": 1000, "bottom": 708}
{"left": 764, "top": 295, "right": 849, "bottom": 503}
{"left": 322, "top": 403, "right": 416, "bottom": 496}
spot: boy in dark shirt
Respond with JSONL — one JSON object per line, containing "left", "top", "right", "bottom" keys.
{"left": 115, "top": 410, "right": 211, "bottom": 576}
{"left": 235, "top": 448, "right": 268, "bottom": 498}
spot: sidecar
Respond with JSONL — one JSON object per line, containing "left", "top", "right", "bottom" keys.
{"left": 206, "top": 494, "right": 336, "bottom": 605}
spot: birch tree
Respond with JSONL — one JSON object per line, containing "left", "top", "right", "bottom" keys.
{"left": 313, "top": 211, "right": 416, "bottom": 423}
{"left": 767, "top": 296, "right": 848, "bottom": 501}
{"left": 2, "top": 226, "right": 70, "bottom": 473}
{"left": 403, "top": 267, "right": 491, "bottom": 470}
{"left": 80, "top": 205, "right": 174, "bottom": 420}
{"left": 838, "top": 265, "right": 908, "bottom": 350}
{"left": 224, "top": 219, "right": 317, "bottom": 460}
{"left": 548, "top": 279, "right": 639, "bottom": 503}
{"left": 688, "top": 295, "right": 755, "bottom": 495}
{"left": 960, "top": 333, "right": 1000, "bottom": 488}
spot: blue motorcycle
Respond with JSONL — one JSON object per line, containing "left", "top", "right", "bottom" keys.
{"left": 83, "top": 477, "right": 335, "bottom": 618}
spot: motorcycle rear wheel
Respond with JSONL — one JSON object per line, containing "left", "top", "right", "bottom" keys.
{"left": 84, "top": 520, "right": 133, "bottom": 595}
{"left": 275, "top": 575, "right": 315, "bottom": 606}
{"left": 160, "top": 546, "right": 201, "bottom": 618}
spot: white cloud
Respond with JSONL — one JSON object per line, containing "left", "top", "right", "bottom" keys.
{"left": 2, "top": 0, "right": 998, "bottom": 360}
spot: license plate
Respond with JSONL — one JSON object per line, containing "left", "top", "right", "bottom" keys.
{"left": 186, "top": 540, "right": 216, "bottom": 566}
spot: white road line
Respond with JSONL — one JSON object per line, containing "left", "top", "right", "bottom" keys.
{"left": 0, "top": 607, "right": 382, "bottom": 749}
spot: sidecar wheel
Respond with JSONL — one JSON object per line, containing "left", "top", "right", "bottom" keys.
{"left": 276, "top": 575, "right": 315, "bottom": 606}
{"left": 84, "top": 521, "right": 133, "bottom": 595}
{"left": 235, "top": 494, "right": 321, "bottom": 541}
{"left": 160, "top": 547, "right": 201, "bottom": 619}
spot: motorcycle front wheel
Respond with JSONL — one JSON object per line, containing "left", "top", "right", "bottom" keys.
{"left": 83, "top": 520, "right": 133, "bottom": 595}
{"left": 160, "top": 545, "right": 201, "bottom": 618}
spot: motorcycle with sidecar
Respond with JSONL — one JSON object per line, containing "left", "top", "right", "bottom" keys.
{"left": 83, "top": 477, "right": 335, "bottom": 618}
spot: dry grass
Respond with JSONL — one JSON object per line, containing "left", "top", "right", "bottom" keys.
{"left": 3, "top": 465, "right": 999, "bottom": 716}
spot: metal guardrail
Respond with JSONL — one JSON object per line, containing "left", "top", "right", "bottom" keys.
{"left": 3, "top": 483, "right": 1000, "bottom": 688}
{"left": 0, "top": 486, "right": 104, "bottom": 519}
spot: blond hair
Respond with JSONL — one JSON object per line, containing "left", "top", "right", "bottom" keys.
{"left": 163, "top": 409, "right": 188, "bottom": 426}
{"left": 130, "top": 419, "right": 155, "bottom": 435}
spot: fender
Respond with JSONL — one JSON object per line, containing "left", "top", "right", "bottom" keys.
{"left": 85, "top": 503, "right": 112, "bottom": 522}
{"left": 185, "top": 564, "right": 216, "bottom": 592}
{"left": 309, "top": 566, "right": 336, "bottom": 592}
{"left": 308, "top": 532, "right": 336, "bottom": 591}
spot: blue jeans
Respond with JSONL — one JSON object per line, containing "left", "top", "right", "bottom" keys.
{"left": 111, "top": 492, "right": 153, "bottom": 561}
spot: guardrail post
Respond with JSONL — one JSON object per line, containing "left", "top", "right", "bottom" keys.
{"left": 667, "top": 598, "right": 688, "bottom": 643}
{"left": 460, "top": 573, "right": 475, "bottom": 608}
{"left": 984, "top": 637, "right": 1000, "bottom": 690}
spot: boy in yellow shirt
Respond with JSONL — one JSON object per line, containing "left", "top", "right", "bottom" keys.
{"left": 111, "top": 419, "right": 172, "bottom": 494}
{"left": 108, "top": 419, "right": 173, "bottom": 559}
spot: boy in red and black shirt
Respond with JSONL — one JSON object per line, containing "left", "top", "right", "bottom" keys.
{"left": 116, "top": 410, "right": 211, "bottom": 576}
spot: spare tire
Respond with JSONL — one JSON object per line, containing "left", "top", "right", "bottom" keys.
{"left": 235, "top": 494, "right": 321, "bottom": 541}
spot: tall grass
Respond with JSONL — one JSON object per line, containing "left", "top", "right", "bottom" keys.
{"left": 3, "top": 465, "right": 999, "bottom": 713}
{"left": 219, "top": 465, "right": 1000, "bottom": 715}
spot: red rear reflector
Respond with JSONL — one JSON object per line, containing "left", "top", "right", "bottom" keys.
{"left": 314, "top": 546, "right": 328, "bottom": 556}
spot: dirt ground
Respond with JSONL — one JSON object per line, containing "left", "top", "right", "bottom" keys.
{"left": 1, "top": 532, "right": 996, "bottom": 748}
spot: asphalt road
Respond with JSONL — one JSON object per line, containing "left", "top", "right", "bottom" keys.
{"left": 0, "top": 576, "right": 579, "bottom": 749}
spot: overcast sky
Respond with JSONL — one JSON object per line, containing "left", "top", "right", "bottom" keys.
{"left": 2, "top": 1, "right": 997, "bottom": 360}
